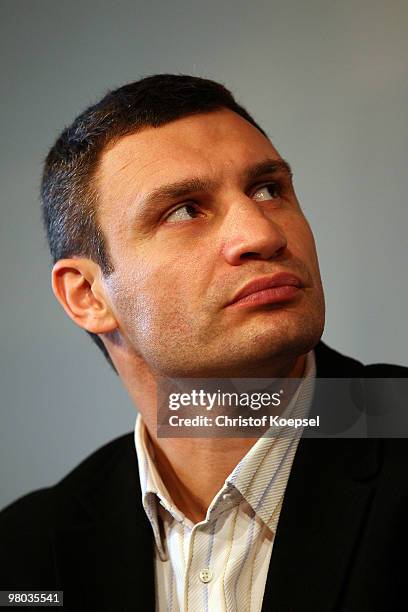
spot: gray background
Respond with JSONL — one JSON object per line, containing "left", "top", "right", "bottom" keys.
{"left": 1, "top": 0, "right": 407, "bottom": 509}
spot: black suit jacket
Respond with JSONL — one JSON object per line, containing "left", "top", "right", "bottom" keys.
{"left": 1, "top": 342, "right": 408, "bottom": 611}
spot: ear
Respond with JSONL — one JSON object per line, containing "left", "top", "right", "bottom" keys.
{"left": 51, "top": 258, "right": 118, "bottom": 334}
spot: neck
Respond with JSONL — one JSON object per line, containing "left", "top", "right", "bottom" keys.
{"left": 113, "top": 348, "right": 307, "bottom": 524}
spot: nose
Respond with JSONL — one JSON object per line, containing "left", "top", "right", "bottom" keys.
{"left": 221, "top": 198, "right": 288, "bottom": 266}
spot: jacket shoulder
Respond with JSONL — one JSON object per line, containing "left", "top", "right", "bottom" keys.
{"left": 315, "top": 341, "right": 408, "bottom": 377}
{"left": 0, "top": 432, "right": 135, "bottom": 589}
{"left": 364, "top": 362, "right": 408, "bottom": 377}
{"left": 1, "top": 432, "right": 135, "bottom": 525}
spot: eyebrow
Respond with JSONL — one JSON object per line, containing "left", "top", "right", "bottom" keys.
{"left": 135, "top": 158, "right": 293, "bottom": 212}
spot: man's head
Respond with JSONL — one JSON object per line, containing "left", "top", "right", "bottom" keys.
{"left": 43, "top": 74, "right": 325, "bottom": 379}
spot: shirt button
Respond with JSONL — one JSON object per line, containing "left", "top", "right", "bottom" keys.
{"left": 199, "top": 568, "right": 213, "bottom": 583}
{"left": 222, "top": 493, "right": 232, "bottom": 501}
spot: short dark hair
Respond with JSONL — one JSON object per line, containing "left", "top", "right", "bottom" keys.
{"left": 41, "top": 74, "right": 268, "bottom": 371}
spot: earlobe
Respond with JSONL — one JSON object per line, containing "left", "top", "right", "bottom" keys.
{"left": 51, "top": 258, "right": 118, "bottom": 334}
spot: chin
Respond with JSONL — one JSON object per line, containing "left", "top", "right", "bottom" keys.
{"left": 196, "top": 329, "right": 322, "bottom": 378}
{"left": 243, "top": 307, "right": 324, "bottom": 352}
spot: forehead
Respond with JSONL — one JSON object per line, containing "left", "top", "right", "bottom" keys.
{"left": 96, "top": 109, "right": 281, "bottom": 220}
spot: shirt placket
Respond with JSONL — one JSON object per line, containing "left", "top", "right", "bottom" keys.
{"left": 183, "top": 518, "right": 218, "bottom": 612}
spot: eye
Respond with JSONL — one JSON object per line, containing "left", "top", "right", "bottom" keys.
{"left": 252, "top": 182, "right": 281, "bottom": 202}
{"left": 165, "top": 203, "right": 201, "bottom": 223}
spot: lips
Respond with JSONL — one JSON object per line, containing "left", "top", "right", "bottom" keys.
{"left": 228, "top": 272, "right": 303, "bottom": 307}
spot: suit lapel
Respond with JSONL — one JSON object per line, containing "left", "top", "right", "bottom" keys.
{"left": 261, "top": 342, "right": 382, "bottom": 612}
{"left": 53, "top": 436, "right": 155, "bottom": 612}
{"left": 261, "top": 438, "right": 379, "bottom": 612}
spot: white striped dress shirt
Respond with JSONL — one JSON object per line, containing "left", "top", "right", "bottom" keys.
{"left": 134, "top": 351, "right": 316, "bottom": 612}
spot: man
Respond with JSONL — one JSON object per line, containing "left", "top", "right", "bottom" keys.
{"left": 1, "top": 75, "right": 407, "bottom": 611}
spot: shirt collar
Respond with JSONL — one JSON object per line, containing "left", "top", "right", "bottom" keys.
{"left": 134, "top": 413, "right": 183, "bottom": 560}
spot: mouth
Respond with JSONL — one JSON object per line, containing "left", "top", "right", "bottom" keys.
{"left": 227, "top": 272, "right": 304, "bottom": 309}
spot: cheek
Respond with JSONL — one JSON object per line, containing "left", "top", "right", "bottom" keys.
{"left": 288, "top": 216, "right": 318, "bottom": 260}
{"left": 144, "top": 242, "right": 212, "bottom": 302}
{"left": 106, "top": 257, "right": 201, "bottom": 338}
{"left": 284, "top": 218, "right": 323, "bottom": 290}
